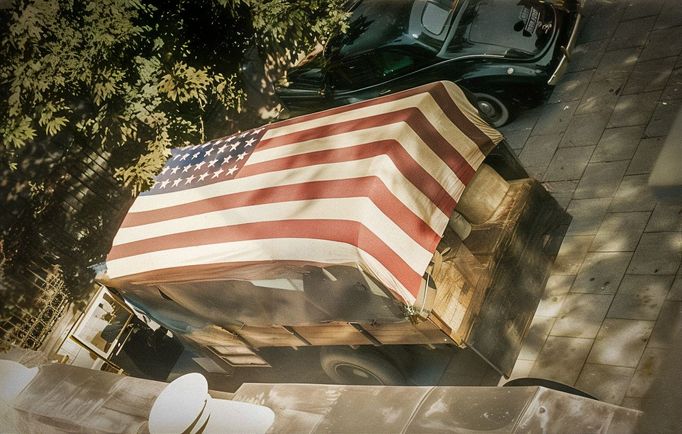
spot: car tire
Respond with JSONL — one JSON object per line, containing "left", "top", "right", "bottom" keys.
{"left": 473, "top": 93, "right": 511, "bottom": 128}
{"left": 320, "top": 346, "right": 407, "bottom": 385}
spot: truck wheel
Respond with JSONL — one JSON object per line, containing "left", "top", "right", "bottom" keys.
{"left": 474, "top": 93, "right": 511, "bottom": 128}
{"left": 320, "top": 347, "right": 406, "bottom": 385}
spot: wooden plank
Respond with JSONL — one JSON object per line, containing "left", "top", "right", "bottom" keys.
{"left": 237, "top": 325, "right": 309, "bottom": 348}
{"left": 293, "top": 323, "right": 372, "bottom": 346}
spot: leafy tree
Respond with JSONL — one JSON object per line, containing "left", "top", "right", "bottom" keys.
{"left": 0, "top": 0, "right": 348, "bottom": 317}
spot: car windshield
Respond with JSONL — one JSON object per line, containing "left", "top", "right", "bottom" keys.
{"left": 149, "top": 265, "right": 406, "bottom": 327}
{"left": 447, "top": 0, "right": 554, "bottom": 58}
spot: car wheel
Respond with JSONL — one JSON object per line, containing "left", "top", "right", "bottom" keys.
{"left": 320, "top": 347, "right": 406, "bottom": 385}
{"left": 473, "top": 93, "right": 511, "bottom": 128}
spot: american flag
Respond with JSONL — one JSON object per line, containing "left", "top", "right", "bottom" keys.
{"left": 104, "top": 81, "right": 503, "bottom": 305}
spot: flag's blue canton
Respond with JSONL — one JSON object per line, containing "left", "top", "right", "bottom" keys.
{"left": 142, "top": 127, "right": 266, "bottom": 196}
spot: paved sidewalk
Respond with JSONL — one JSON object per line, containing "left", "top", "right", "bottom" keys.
{"left": 499, "top": 0, "right": 682, "bottom": 408}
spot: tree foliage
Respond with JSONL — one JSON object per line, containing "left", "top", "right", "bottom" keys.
{"left": 0, "top": 0, "right": 348, "bottom": 316}
{"left": 1, "top": 0, "right": 348, "bottom": 193}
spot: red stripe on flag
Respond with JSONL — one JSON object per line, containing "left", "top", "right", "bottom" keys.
{"left": 108, "top": 219, "right": 424, "bottom": 297}
{"left": 119, "top": 178, "right": 442, "bottom": 253}
{"left": 257, "top": 107, "right": 476, "bottom": 184}
{"left": 239, "top": 139, "right": 457, "bottom": 216}
{"left": 269, "top": 81, "right": 494, "bottom": 154}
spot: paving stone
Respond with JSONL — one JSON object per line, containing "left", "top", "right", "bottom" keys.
{"left": 608, "top": 91, "right": 661, "bottom": 128}
{"left": 626, "top": 137, "right": 664, "bottom": 175}
{"left": 544, "top": 146, "right": 594, "bottom": 182}
{"left": 559, "top": 111, "right": 611, "bottom": 147}
{"left": 661, "top": 63, "right": 682, "bottom": 101}
{"left": 549, "top": 70, "right": 594, "bottom": 104}
{"left": 543, "top": 180, "right": 578, "bottom": 209}
{"left": 587, "top": 318, "right": 655, "bottom": 367}
{"left": 655, "top": 2, "right": 682, "bottom": 29}
{"left": 609, "top": 174, "right": 658, "bottom": 212}
{"left": 623, "top": 56, "right": 676, "bottom": 95}
{"left": 644, "top": 99, "right": 682, "bottom": 137}
{"left": 626, "top": 347, "right": 668, "bottom": 398}
{"left": 577, "top": 73, "right": 629, "bottom": 114}
{"left": 591, "top": 211, "right": 650, "bottom": 252}
{"left": 595, "top": 47, "right": 641, "bottom": 79}
{"left": 551, "top": 293, "right": 614, "bottom": 338}
{"left": 532, "top": 102, "right": 578, "bottom": 136}
{"left": 608, "top": 16, "right": 656, "bottom": 51}
{"left": 579, "top": 4, "right": 624, "bottom": 44}
{"left": 574, "top": 161, "right": 629, "bottom": 199}
{"left": 627, "top": 232, "right": 682, "bottom": 275}
{"left": 502, "top": 106, "right": 542, "bottom": 132}
{"left": 621, "top": 397, "right": 644, "bottom": 410}
{"left": 537, "top": 275, "right": 575, "bottom": 318}
{"left": 591, "top": 126, "right": 644, "bottom": 162}
{"left": 648, "top": 300, "right": 682, "bottom": 348}
{"left": 575, "top": 364, "right": 636, "bottom": 405}
{"left": 572, "top": 252, "right": 632, "bottom": 294}
{"left": 553, "top": 235, "right": 594, "bottom": 275}
{"left": 518, "top": 133, "right": 561, "bottom": 179}
{"left": 530, "top": 336, "right": 594, "bottom": 385}
{"left": 622, "top": 0, "right": 665, "bottom": 21}
{"left": 502, "top": 128, "right": 531, "bottom": 151}
{"left": 566, "top": 198, "right": 611, "bottom": 236}
{"left": 668, "top": 273, "right": 682, "bottom": 301}
{"left": 502, "top": 359, "right": 535, "bottom": 384}
{"left": 568, "top": 40, "right": 608, "bottom": 72}
{"left": 518, "top": 316, "right": 556, "bottom": 361}
{"left": 607, "top": 275, "right": 673, "bottom": 320}
{"left": 639, "top": 26, "right": 682, "bottom": 61}
{"left": 646, "top": 203, "right": 682, "bottom": 233}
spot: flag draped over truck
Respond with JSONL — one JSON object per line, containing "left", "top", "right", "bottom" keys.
{"left": 104, "top": 81, "right": 503, "bottom": 305}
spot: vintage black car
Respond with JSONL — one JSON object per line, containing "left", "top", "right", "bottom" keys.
{"left": 275, "top": 0, "right": 582, "bottom": 126}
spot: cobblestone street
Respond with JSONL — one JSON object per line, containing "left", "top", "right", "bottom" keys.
{"left": 500, "top": 0, "right": 682, "bottom": 408}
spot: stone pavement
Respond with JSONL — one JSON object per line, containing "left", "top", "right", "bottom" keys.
{"left": 498, "top": 0, "right": 682, "bottom": 409}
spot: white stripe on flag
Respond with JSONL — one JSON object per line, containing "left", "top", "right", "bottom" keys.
{"left": 263, "top": 91, "right": 486, "bottom": 168}
{"left": 127, "top": 156, "right": 450, "bottom": 235}
{"left": 248, "top": 122, "right": 472, "bottom": 196}
{"left": 112, "top": 197, "right": 433, "bottom": 275}
{"left": 105, "top": 238, "right": 418, "bottom": 304}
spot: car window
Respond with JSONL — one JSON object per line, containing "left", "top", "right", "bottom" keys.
{"left": 330, "top": 47, "right": 433, "bottom": 90}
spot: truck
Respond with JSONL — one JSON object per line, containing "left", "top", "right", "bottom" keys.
{"left": 97, "top": 81, "right": 569, "bottom": 384}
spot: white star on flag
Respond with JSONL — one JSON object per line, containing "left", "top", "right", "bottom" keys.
{"left": 211, "top": 168, "right": 224, "bottom": 178}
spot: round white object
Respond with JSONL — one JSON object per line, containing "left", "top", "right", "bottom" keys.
{"left": 204, "top": 396, "right": 275, "bottom": 434}
{"left": 148, "top": 373, "right": 208, "bottom": 434}
{"left": 0, "top": 360, "right": 38, "bottom": 402}
{"left": 148, "top": 372, "right": 275, "bottom": 434}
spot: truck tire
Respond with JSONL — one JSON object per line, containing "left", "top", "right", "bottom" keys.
{"left": 320, "top": 347, "right": 407, "bottom": 385}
